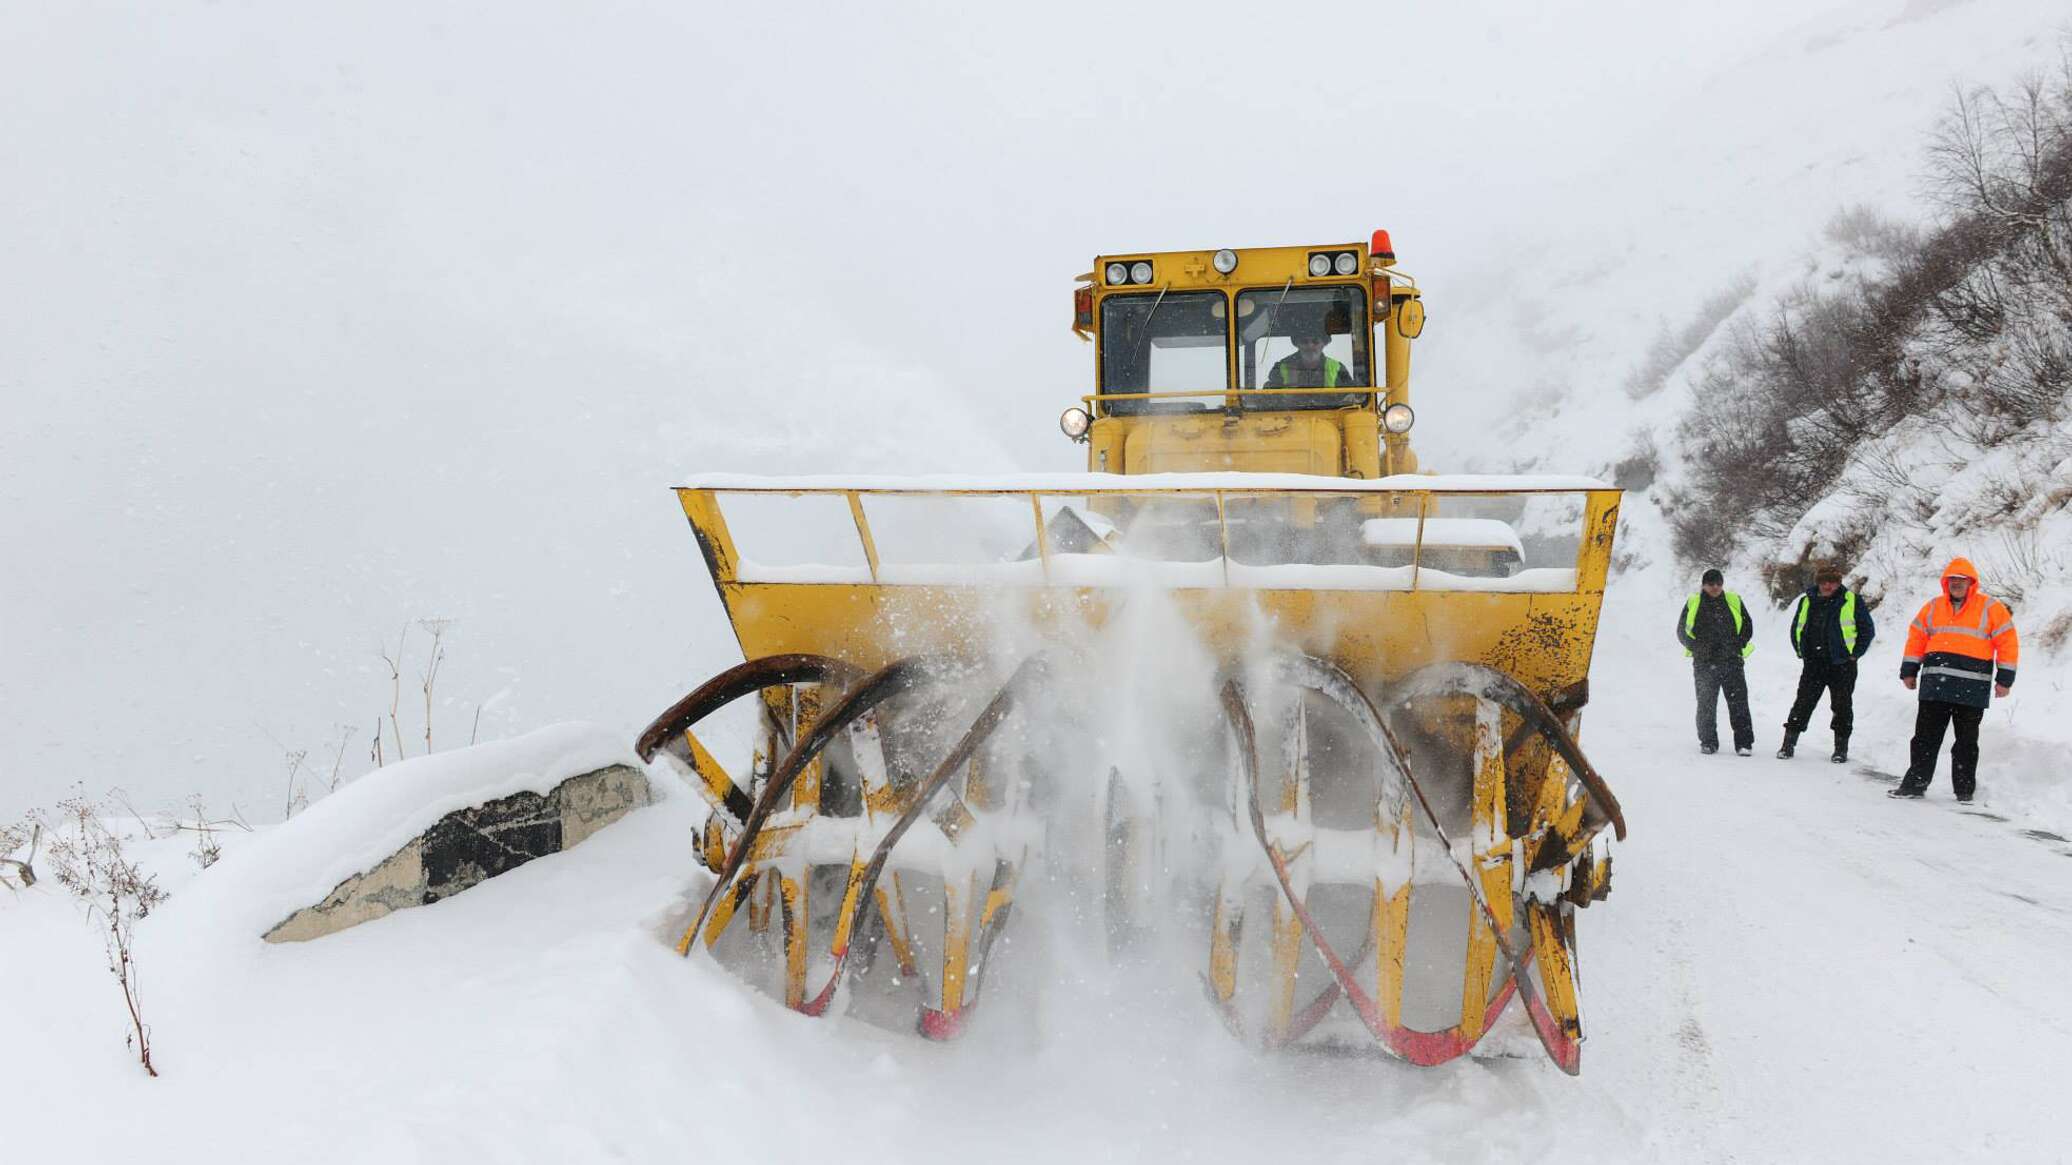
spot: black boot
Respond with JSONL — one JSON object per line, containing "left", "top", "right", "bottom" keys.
{"left": 1831, "top": 734, "right": 1849, "bottom": 764}
{"left": 1776, "top": 729, "right": 1798, "bottom": 759}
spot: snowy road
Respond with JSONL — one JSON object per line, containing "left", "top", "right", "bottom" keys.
{"left": 10, "top": 594, "right": 2072, "bottom": 1163}
{"left": 1577, "top": 692, "right": 2072, "bottom": 1162}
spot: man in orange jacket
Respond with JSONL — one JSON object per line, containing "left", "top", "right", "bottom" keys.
{"left": 1890, "top": 557, "right": 2019, "bottom": 801}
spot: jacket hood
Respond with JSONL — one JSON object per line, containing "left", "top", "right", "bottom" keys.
{"left": 1942, "top": 556, "right": 1979, "bottom": 599}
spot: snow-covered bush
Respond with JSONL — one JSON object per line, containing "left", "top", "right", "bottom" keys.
{"left": 1, "top": 818, "right": 39, "bottom": 888}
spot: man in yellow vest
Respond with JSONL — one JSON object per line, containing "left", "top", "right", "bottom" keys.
{"left": 1675, "top": 568, "right": 1756, "bottom": 755}
{"left": 1779, "top": 565, "right": 1876, "bottom": 762}
{"left": 1265, "top": 319, "right": 1361, "bottom": 408}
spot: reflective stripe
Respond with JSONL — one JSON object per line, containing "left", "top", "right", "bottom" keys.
{"left": 1902, "top": 655, "right": 1923, "bottom": 663}
{"left": 1919, "top": 665, "right": 1993, "bottom": 683}
{"left": 1925, "top": 596, "right": 1994, "bottom": 638}
{"left": 1910, "top": 618, "right": 1930, "bottom": 634}
{"left": 1277, "top": 356, "right": 1348, "bottom": 387}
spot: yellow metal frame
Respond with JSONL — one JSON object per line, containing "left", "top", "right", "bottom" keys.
{"left": 677, "top": 484, "right": 1620, "bottom": 693}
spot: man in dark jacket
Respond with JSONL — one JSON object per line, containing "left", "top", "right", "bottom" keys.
{"left": 1891, "top": 557, "right": 2020, "bottom": 801}
{"left": 1778, "top": 565, "right": 1876, "bottom": 762}
{"left": 1675, "top": 568, "right": 1756, "bottom": 755}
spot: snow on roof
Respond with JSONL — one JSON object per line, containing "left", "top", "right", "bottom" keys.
{"left": 1360, "top": 518, "right": 1525, "bottom": 553}
{"left": 678, "top": 471, "right": 1614, "bottom": 493}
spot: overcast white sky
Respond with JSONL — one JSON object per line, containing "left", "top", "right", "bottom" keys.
{"left": 1, "top": 0, "right": 2006, "bottom": 815}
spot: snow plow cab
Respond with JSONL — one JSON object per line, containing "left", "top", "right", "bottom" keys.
{"left": 640, "top": 234, "right": 1625, "bottom": 1073}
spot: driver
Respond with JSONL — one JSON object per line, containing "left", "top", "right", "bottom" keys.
{"left": 1265, "top": 322, "right": 1354, "bottom": 390}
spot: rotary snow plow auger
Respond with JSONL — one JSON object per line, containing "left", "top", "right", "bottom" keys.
{"left": 637, "top": 233, "right": 1627, "bottom": 1072}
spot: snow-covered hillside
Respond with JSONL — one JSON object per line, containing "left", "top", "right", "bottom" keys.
{"left": 1420, "top": 2, "right": 2072, "bottom": 838}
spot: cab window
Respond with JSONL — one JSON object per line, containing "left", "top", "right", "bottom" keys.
{"left": 1099, "top": 292, "right": 1228, "bottom": 415}
{"left": 1235, "top": 286, "right": 1370, "bottom": 409}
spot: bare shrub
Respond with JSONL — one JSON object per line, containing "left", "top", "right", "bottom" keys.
{"left": 1980, "top": 526, "right": 2067, "bottom": 608}
{"left": 185, "top": 796, "right": 221, "bottom": 871}
{"left": 281, "top": 749, "right": 310, "bottom": 821}
{"left": 41, "top": 798, "right": 168, "bottom": 1077}
{"left": 2, "top": 819, "right": 41, "bottom": 889}
{"left": 1825, "top": 205, "right": 1923, "bottom": 265}
{"left": 1608, "top": 438, "right": 1661, "bottom": 493}
{"left": 2034, "top": 609, "right": 2072, "bottom": 652}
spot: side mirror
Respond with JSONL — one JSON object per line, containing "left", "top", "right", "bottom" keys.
{"left": 1395, "top": 297, "right": 1426, "bottom": 340}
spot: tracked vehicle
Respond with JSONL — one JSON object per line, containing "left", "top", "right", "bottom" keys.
{"left": 638, "top": 233, "right": 1625, "bottom": 1072}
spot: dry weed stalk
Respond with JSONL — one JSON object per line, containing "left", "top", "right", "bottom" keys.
{"left": 417, "top": 617, "right": 453, "bottom": 754}
{"left": 379, "top": 622, "right": 410, "bottom": 764}
{"left": 281, "top": 749, "right": 310, "bottom": 821}
{"left": 326, "top": 724, "right": 358, "bottom": 793}
{"left": 185, "top": 796, "right": 221, "bottom": 870}
{"left": 43, "top": 798, "right": 168, "bottom": 1077}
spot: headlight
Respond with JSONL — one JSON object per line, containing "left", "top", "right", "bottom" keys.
{"left": 1059, "top": 406, "right": 1092, "bottom": 441}
{"left": 1212, "top": 248, "right": 1238, "bottom": 274}
{"left": 1382, "top": 403, "right": 1416, "bottom": 434}
{"left": 1105, "top": 262, "right": 1129, "bottom": 285}
{"left": 1333, "top": 251, "right": 1357, "bottom": 276}
{"left": 1130, "top": 261, "right": 1153, "bottom": 284}
{"left": 1307, "top": 253, "right": 1331, "bottom": 277}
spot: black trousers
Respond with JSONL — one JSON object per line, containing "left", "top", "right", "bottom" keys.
{"left": 1784, "top": 657, "right": 1856, "bottom": 740}
{"left": 1902, "top": 700, "right": 1985, "bottom": 797}
{"left": 1693, "top": 659, "right": 1753, "bottom": 750}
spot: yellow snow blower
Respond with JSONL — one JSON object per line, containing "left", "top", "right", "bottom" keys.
{"left": 638, "top": 233, "right": 1624, "bottom": 1073}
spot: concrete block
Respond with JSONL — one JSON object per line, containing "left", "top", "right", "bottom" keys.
{"left": 264, "top": 763, "right": 652, "bottom": 943}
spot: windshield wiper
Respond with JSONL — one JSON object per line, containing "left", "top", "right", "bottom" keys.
{"left": 1246, "top": 277, "right": 1297, "bottom": 408}
{"left": 1130, "top": 283, "right": 1171, "bottom": 374}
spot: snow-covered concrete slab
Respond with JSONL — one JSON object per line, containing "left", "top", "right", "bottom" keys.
{"left": 205, "top": 724, "right": 655, "bottom": 943}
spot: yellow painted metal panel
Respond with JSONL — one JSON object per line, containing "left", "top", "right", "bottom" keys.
{"left": 1123, "top": 413, "right": 1346, "bottom": 477}
{"left": 707, "top": 580, "right": 1608, "bottom": 695}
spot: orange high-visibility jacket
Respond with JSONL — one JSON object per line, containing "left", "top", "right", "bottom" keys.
{"left": 1900, "top": 556, "right": 2019, "bottom": 709}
